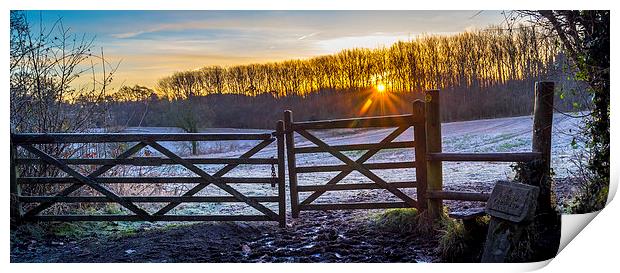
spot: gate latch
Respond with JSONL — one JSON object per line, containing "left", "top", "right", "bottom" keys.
{"left": 270, "top": 157, "right": 276, "bottom": 188}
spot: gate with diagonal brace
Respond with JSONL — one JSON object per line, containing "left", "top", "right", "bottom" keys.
{"left": 283, "top": 101, "right": 428, "bottom": 217}
{"left": 10, "top": 121, "right": 287, "bottom": 227}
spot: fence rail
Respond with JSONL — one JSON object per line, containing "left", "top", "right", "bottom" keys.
{"left": 15, "top": 157, "right": 278, "bottom": 165}
{"left": 17, "top": 177, "right": 278, "bottom": 184}
{"left": 427, "top": 152, "right": 542, "bottom": 162}
{"left": 11, "top": 130, "right": 287, "bottom": 227}
{"left": 291, "top": 114, "right": 423, "bottom": 130}
{"left": 11, "top": 133, "right": 273, "bottom": 143}
{"left": 284, "top": 101, "right": 427, "bottom": 217}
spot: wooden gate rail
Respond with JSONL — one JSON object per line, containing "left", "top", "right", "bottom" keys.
{"left": 291, "top": 114, "right": 421, "bottom": 129}
{"left": 284, "top": 101, "right": 427, "bottom": 217}
{"left": 10, "top": 131, "right": 287, "bottom": 227}
{"left": 427, "top": 152, "right": 542, "bottom": 162}
{"left": 424, "top": 152, "right": 544, "bottom": 202}
{"left": 11, "top": 133, "right": 272, "bottom": 143}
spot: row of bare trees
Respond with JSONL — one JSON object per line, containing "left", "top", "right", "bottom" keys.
{"left": 156, "top": 26, "right": 562, "bottom": 99}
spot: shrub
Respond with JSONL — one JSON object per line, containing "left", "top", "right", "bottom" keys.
{"left": 437, "top": 216, "right": 489, "bottom": 262}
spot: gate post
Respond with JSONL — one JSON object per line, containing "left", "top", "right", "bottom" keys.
{"left": 413, "top": 100, "right": 428, "bottom": 211}
{"left": 284, "top": 110, "right": 300, "bottom": 218}
{"left": 276, "top": 120, "right": 287, "bottom": 227}
{"left": 425, "top": 90, "right": 443, "bottom": 219}
{"left": 532, "top": 82, "right": 555, "bottom": 213}
{"left": 10, "top": 140, "right": 22, "bottom": 225}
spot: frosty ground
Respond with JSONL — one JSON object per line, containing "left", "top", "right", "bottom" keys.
{"left": 10, "top": 113, "right": 584, "bottom": 262}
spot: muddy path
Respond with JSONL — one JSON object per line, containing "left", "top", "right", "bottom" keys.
{"left": 11, "top": 176, "right": 579, "bottom": 263}
{"left": 11, "top": 209, "right": 437, "bottom": 263}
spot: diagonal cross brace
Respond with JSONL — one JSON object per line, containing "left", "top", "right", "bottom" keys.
{"left": 296, "top": 129, "right": 418, "bottom": 208}
{"left": 145, "top": 141, "right": 279, "bottom": 220}
{"left": 300, "top": 127, "right": 409, "bottom": 205}
{"left": 22, "top": 142, "right": 147, "bottom": 218}
{"left": 153, "top": 138, "right": 275, "bottom": 216}
{"left": 21, "top": 144, "right": 152, "bottom": 221}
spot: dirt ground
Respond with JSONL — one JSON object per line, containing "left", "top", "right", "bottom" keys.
{"left": 10, "top": 176, "right": 577, "bottom": 263}
{"left": 11, "top": 209, "right": 437, "bottom": 263}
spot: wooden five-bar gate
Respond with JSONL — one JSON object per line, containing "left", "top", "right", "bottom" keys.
{"left": 10, "top": 128, "right": 287, "bottom": 227}
{"left": 10, "top": 82, "right": 555, "bottom": 226}
{"left": 283, "top": 101, "right": 428, "bottom": 217}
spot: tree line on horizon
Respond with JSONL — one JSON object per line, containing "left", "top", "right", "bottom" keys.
{"left": 150, "top": 25, "right": 563, "bottom": 100}
{"left": 107, "top": 25, "right": 585, "bottom": 130}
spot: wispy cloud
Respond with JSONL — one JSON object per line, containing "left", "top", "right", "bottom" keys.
{"left": 111, "top": 31, "right": 148, "bottom": 39}
{"left": 32, "top": 10, "right": 506, "bottom": 88}
{"left": 298, "top": 32, "right": 320, "bottom": 40}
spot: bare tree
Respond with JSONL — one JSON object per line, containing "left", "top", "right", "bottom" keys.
{"left": 10, "top": 11, "right": 122, "bottom": 207}
{"left": 110, "top": 85, "right": 155, "bottom": 127}
{"left": 10, "top": 11, "right": 118, "bottom": 134}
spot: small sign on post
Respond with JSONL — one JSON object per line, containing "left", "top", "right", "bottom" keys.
{"left": 481, "top": 181, "right": 539, "bottom": 263}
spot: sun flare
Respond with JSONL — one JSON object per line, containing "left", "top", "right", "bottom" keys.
{"left": 376, "top": 83, "right": 386, "bottom": 93}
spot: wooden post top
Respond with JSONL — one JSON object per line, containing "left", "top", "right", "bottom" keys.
{"left": 276, "top": 120, "right": 285, "bottom": 132}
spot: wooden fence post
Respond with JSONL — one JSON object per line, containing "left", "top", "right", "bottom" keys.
{"left": 284, "top": 110, "right": 300, "bottom": 218}
{"left": 10, "top": 141, "right": 22, "bottom": 225}
{"left": 276, "top": 120, "right": 287, "bottom": 227}
{"left": 413, "top": 100, "right": 428, "bottom": 211}
{"left": 532, "top": 82, "right": 555, "bottom": 213}
{"left": 425, "top": 90, "right": 443, "bottom": 219}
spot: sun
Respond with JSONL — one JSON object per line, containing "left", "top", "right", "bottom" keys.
{"left": 376, "top": 83, "right": 386, "bottom": 93}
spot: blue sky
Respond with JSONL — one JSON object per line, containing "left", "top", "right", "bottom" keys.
{"left": 23, "top": 10, "right": 506, "bottom": 88}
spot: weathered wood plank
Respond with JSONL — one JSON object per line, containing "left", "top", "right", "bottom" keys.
{"left": 413, "top": 100, "right": 428, "bottom": 211}
{"left": 146, "top": 141, "right": 279, "bottom": 220}
{"left": 300, "top": 202, "right": 412, "bottom": 210}
{"left": 23, "top": 215, "right": 273, "bottom": 222}
{"left": 20, "top": 144, "right": 152, "bottom": 221}
{"left": 295, "top": 161, "right": 415, "bottom": 173}
{"left": 299, "top": 127, "right": 409, "bottom": 206}
{"left": 18, "top": 177, "right": 277, "bottom": 184}
{"left": 284, "top": 110, "right": 300, "bottom": 218}
{"left": 425, "top": 89, "right": 443, "bottom": 218}
{"left": 532, "top": 81, "right": 555, "bottom": 213}
{"left": 448, "top": 207, "right": 486, "bottom": 220}
{"left": 296, "top": 129, "right": 418, "bottom": 208}
{"left": 276, "top": 120, "right": 287, "bottom": 227}
{"left": 153, "top": 138, "right": 275, "bottom": 216}
{"left": 297, "top": 181, "right": 417, "bottom": 192}
{"left": 10, "top": 142, "right": 22, "bottom": 223}
{"left": 11, "top": 133, "right": 273, "bottom": 144}
{"left": 21, "top": 142, "right": 147, "bottom": 218}
{"left": 427, "top": 152, "right": 542, "bottom": 162}
{"left": 16, "top": 157, "right": 279, "bottom": 166}
{"left": 19, "top": 196, "right": 279, "bottom": 203}
{"left": 427, "top": 191, "right": 490, "bottom": 202}
{"left": 292, "top": 114, "right": 421, "bottom": 130}
{"left": 294, "top": 141, "right": 415, "bottom": 154}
